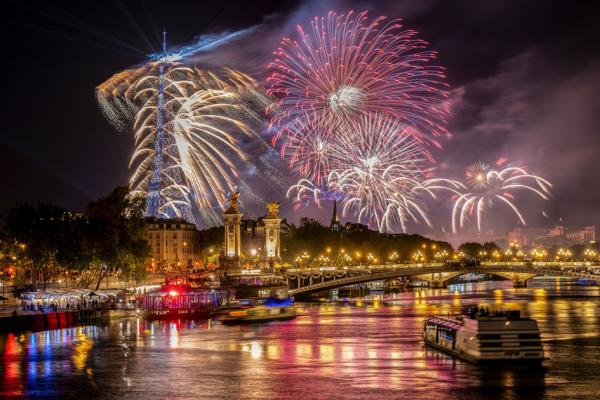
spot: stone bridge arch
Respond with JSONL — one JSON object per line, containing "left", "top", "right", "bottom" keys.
{"left": 286, "top": 263, "right": 599, "bottom": 296}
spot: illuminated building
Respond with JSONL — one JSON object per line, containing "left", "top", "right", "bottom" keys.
{"left": 507, "top": 225, "right": 596, "bottom": 247}
{"left": 146, "top": 217, "right": 201, "bottom": 272}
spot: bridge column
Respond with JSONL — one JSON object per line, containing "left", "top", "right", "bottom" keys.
{"left": 496, "top": 272, "right": 536, "bottom": 288}
{"left": 430, "top": 280, "right": 446, "bottom": 289}
{"left": 512, "top": 278, "right": 527, "bottom": 288}
{"left": 429, "top": 273, "right": 447, "bottom": 289}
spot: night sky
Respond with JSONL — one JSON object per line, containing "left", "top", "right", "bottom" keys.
{"left": 2, "top": 0, "right": 600, "bottom": 234}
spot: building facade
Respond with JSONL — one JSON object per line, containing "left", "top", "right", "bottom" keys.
{"left": 507, "top": 225, "right": 596, "bottom": 248}
{"left": 240, "top": 218, "right": 291, "bottom": 256}
{"left": 146, "top": 217, "right": 201, "bottom": 272}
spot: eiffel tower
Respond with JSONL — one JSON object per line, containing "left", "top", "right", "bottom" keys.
{"left": 145, "top": 30, "right": 195, "bottom": 224}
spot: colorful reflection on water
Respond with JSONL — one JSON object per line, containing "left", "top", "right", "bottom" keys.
{"left": 1, "top": 279, "right": 600, "bottom": 399}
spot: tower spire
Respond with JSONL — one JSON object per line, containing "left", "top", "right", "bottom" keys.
{"left": 330, "top": 199, "right": 340, "bottom": 231}
{"left": 162, "top": 28, "right": 167, "bottom": 53}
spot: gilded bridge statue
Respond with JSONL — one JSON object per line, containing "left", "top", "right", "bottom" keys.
{"left": 266, "top": 201, "right": 280, "bottom": 216}
{"left": 226, "top": 191, "right": 240, "bottom": 209}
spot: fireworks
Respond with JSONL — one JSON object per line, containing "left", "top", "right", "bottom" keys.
{"left": 268, "top": 10, "right": 449, "bottom": 149}
{"left": 287, "top": 114, "right": 455, "bottom": 232}
{"left": 329, "top": 115, "right": 430, "bottom": 232}
{"left": 98, "top": 63, "right": 270, "bottom": 227}
{"left": 452, "top": 161, "right": 552, "bottom": 232}
{"left": 96, "top": 64, "right": 155, "bottom": 131}
{"left": 277, "top": 114, "right": 343, "bottom": 187}
{"left": 270, "top": 10, "right": 450, "bottom": 232}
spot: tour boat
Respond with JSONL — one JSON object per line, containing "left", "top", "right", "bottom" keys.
{"left": 423, "top": 308, "right": 545, "bottom": 364}
{"left": 220, "top": 298, "right": 296, "bottom": 325}
{"left": 142, "top": 284, "right": 230, "bottom": 320}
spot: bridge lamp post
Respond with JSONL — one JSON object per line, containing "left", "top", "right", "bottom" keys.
{"left": 355, "top": 251, "right": 362, "bottom": 262}
{"left": 434, "top": 250, "right": 449, "bottom": 262}
{"left": 412, "top": 250, "right": 426, "bottom": 263}
{"left": 337, "top": 249, "right": 347, "bottom": 266}
{"left": 531, "top": 248, "right": 548, "bottom": 261}
{"left": 556, "top": 248, "right": 572, "bottom": 261}
{"left": 583, "top": 248, "right": 597, "bottom": 261}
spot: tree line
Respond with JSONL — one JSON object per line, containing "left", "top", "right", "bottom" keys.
{"left": 0, "top": 187, "right": 150, "bottom": 291}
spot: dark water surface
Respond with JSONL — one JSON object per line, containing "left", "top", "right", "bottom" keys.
{"left": 2, "top": 279, "right": 600, "bottom": 399}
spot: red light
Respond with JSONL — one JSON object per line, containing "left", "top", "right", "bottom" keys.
{"left": 169, "top": 290, "right": 178, "bottom": 297}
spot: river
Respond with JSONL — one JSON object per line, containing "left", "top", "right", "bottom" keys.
{"left": 1, "top": 278, "right": 600, "bottom": 399}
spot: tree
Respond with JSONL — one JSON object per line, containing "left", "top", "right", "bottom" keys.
{"left": 5, "top": 203, "right": 72, "bottom": 289}
{"left": 84, "top": 187, "right": 151, "bottom": 290}
{"left": 458, "top": 242, "right": 484, "bottom": 259}
{"left": 482, "top": 242, "right": 501, "bottom": 258}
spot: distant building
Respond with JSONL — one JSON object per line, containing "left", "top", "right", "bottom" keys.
{"left": 343, "top": 222, "right": 369, "bottom": 233}
{"left": 240, "top": 217, "right": 291, "bottom": 255}
{"left": 507, "top": 225, "right": 596, "bottom": 248}
{"left": 146, "top": 217, "right": 201, "bottom": 272}
{"left": 330, "top": 200, "right": 341, "bottom": 231}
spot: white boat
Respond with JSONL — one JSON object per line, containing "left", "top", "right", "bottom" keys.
{"left": 423, "top": 309, "right": 545, "bottom": 364}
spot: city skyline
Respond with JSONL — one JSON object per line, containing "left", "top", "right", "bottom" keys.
{"left": 2, "top": 0, "right": 600, "bottom": 234}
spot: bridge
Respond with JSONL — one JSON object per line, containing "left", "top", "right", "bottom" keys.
{"left": 285, "top": 261, "right": 600, "bottom": 296}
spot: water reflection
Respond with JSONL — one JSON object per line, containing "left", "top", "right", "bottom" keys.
{"left": 1, "top": 280, "right": 600, "bottom": 399}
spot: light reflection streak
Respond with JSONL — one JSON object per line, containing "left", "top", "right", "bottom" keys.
{"left": 250, "top": 341, "right": 262, "bottom": 359}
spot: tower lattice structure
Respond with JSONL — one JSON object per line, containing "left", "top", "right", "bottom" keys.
{"left": 145, "top": 31, "right": 195, "bottom": 224}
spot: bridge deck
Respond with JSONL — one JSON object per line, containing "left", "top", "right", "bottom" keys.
{"left": 285, "top": 262, "right": 600, "bottom": 296}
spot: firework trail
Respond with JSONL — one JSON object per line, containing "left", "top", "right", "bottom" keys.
{"left": 96, "top": 64, "right": 154, "bottom": 131}
{"left": 278, "top": 113, "right": 343, "bottom": 187}
{"left": 451, "top": 161, "right": 552, "bottom": 233}
{"left": 287, "top": 114, "right": 458, "bottom": 232}
{"left": 268, "top": 10, "right": 452, "bottom": 232}
{"left": 268, "top": 10, "right": 449, "bottom": 150}
{"left": 97, "top": 62, "right": 271, "bottom": 227}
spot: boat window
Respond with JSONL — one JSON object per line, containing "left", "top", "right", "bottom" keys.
{"left": 518, "top": 333, "right": 541, "bottom": 339}
{"left": 480, "top": 342, "right": 502, "bottom": 348}
{"left": 477, "top": 334, "right": 501, "bottom": 340}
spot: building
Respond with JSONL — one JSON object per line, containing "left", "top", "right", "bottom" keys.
{"left": 507, "top": 225, "right": 596, "bottom": 248}
{"left": 330, "top": 200, "right": 341, "bottom": 231}
{"left": 342, "top": 222, "right": 369, "bottom": 233}
{"left": 240, "top": 217, "right": 291, "bottom": 256}
{"left": 146, "top": 217, "right": 201, "bottom": 272}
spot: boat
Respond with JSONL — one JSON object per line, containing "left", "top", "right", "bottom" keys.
{"left": 142, "top": 284, "right": 230, "bottom": 320}
{"left": 220, "top": 298, "right": 296, "bottom": 325}
{"left": 423, "top": 307, "right": 545, "bottom": 364}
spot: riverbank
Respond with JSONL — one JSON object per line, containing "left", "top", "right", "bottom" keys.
{"left": 0, "top": 309, "right": 104, "bottom": 333}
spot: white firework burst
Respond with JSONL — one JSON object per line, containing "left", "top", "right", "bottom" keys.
{"left": 452, "top": 162, "right": 552, "bottom": 232}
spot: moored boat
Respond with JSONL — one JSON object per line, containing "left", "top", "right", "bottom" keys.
{"left": 423, "top": 308, "right": 545, "bottom": 364}
{"left": 143, "top": 284, "right": 230, "bottom": 320}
